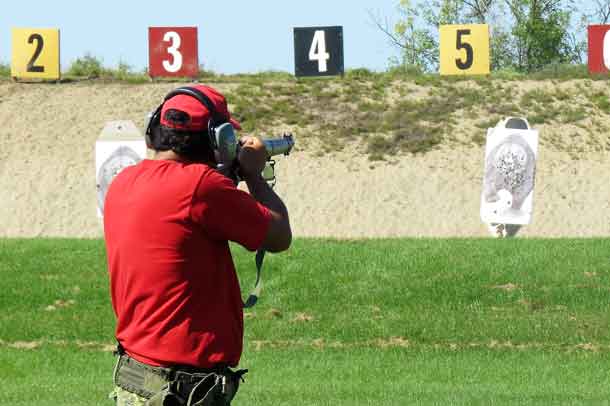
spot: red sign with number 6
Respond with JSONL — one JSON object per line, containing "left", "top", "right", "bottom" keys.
{"left": 149, "top": 27, "right": 198, "bottom": 78}
{"left": 588, "top": 25, "right": 610, "bottom": 74}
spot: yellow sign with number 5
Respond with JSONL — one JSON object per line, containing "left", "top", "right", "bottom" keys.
{"left": 11, "top": 28, "right": 60, "bottom": 80}
{"left": 439, "top": 24, "right": 489, "bottom": 76}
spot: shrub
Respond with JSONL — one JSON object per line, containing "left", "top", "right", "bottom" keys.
{"left": 198, "top": 66, "right": 219, "bottom": 80}
{"left": 528, "top": 63, "right": 589, "bottom": 80}
{"left": 110, "top": 61, "right": 148, "bottom": 83}
{"left": 345, "top": 68, "right": 376, "bottom": 80}
{"left": 0, "top": 63, "right": 10, "bottom": 77}
{"left": 591, "top": 91, "right": 610, "bottom": 113}
{"left": 66, "top": 54, "right": 107, "bottom": 78}
{"left": 114, "top": 61, "right": 132, "bottom": 80}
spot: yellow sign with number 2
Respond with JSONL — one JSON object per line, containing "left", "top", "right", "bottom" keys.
{"left": 440, "top": 24, "right": 489, "bottom": 76}
{"left": 11, "top": 28, "right": 60, "bottom": 80}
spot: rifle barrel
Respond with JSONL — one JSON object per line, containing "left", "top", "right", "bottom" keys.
{"left": 263, "top": 134, "right": 295, "bottom": 157}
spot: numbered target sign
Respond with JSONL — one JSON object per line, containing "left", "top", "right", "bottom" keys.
{"left": 439, "top": 24, "right": 490, "bottom": 76}
{"left": 149, "top": 27, "right": 198, "bottom": 78}
{"left": 294, "top": 26, "right": 344, "bottom": 77}
{"left": 11, "top": 28, "right": 60, "bottom": 80}
{"left": 588, "top": 25, "right": 610, "bottom": 74}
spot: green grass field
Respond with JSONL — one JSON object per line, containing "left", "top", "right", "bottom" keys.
{"left": 1, "top": 238, "right": 609, "bottom": 405}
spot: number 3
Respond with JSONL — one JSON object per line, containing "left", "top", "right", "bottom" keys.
{"left": 163, "top": 31, "right": 183, "bottom": 73}
{"left": 309, "top": 30, "right": 330, "bottom": 73}
{"left": 456, "top": 29, "right": 474, "bottom": 70}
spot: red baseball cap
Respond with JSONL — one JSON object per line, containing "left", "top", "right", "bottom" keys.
{"left": 160, "top": 84, "right": 242, "bottom": 131}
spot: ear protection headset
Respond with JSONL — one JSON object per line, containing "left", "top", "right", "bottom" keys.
{"left": 145, "top": 86, "right": 237, "bottom": 163}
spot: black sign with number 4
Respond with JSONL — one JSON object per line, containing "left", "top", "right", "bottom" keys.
{"left": 294, "top": 26, "right": 344, "bottom": 77}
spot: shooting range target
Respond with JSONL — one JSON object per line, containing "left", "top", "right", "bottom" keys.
{"left": 294, "top": 26, "right": 344, "bottom": 77}
{"left": 11, "top": 28, "right": 60, "bottom": 80}
{"left": 588, "top": 25, "right": 610, "bottom": 74}
{"left": 95, "top": 121, "right": 146, "bottom": 217}
{"left": 480, "top": 123, "right": 538, "bottom": 226}
{"left": 149, "top": 27, "right": 199, "bottom": 78}
{"left": 439, "top": 24, "right": 490, "bottom": 76}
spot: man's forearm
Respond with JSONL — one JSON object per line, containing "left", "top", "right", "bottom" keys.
{"left": 245, "top": 175, "right": 288, "bottom": 217}
{"left": 245, "top": 174, "right": 291, "bottom": 252}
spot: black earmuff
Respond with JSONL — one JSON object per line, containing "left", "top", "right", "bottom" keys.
{"left": 145, "top": 86, "right": 228, "bottom": 151}
{"left": 144, "top": 103, "right": 164, "bottom": 149}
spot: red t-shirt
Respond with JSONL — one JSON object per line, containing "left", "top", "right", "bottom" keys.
{"left": 104, "top": 159, "right": 271, "bottom": 368}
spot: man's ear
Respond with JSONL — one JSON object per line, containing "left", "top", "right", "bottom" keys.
{"left": 146, "top": 124, "right": 161, "bottom": 150}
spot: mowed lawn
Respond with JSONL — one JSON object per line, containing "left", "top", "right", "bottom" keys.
{"left": 1, "top": 238, "right": 609, "bottom": 405}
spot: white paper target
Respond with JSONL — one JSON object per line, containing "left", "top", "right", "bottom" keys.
{"left": 480, "top": 127, "right": 538, "bottom": 225}
{"left": 95, "top": 121, "right": 146, "bottom": 217}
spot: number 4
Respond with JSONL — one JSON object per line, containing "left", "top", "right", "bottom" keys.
{"left": 309, "top": 30, "right": 330, "bottom": 73}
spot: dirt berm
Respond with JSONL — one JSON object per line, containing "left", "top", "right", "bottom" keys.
{"left": 0, "top": 80, "right": 608, "bottom": 238}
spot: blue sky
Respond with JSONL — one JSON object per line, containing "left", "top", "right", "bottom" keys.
{"left": 0, "top": 0, "right": 596, "bottom": 74}
{"left": 0, "top": 0, "right": 399, "bottom": 73}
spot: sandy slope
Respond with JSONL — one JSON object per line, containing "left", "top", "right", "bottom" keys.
{"left": 0, "top": 81, "right": 608, "bottom": 238}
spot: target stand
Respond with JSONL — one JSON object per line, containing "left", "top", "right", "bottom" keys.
{"left": 480, "top": 117, "right": 539, "bottom": 238}
{"left": 95, "top": 121, "right": 147, "bottom": 218}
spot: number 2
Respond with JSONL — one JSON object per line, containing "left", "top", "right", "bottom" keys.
{"left": 456, "top": 29, "right": 474, "bottom": 70}
{"left": 309, "top": 30, "right": 330, "bottom": 73}
{"left": 162, "top": 31, "right": 183, "bottom": 73}
{"left": 27, "top": 34, "right": 45, "bottom": 73}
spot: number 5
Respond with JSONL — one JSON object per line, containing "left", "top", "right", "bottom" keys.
{"left": 163, "top": 31, "right": 183, "bottom": 73}
{"left": 456, "top": 29, "right": 474, "bottom": 70}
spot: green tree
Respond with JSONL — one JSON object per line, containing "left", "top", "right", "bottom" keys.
{"left": 374, "top": 0, "right": 500, "bottom": 72}
{"left": 441, "top": 0, "right": 518, "bottom": 71}
{"left": 460, "top": 0, "right": 495, "bottom": 22}
{"left": 376, "top": 0, "right": 583, "bottom": 73}
{"left": 590, "top": 0, "right": 610, "bottom": 24}
{"left": 505, "top": 0, "right": 579, "bottom": 71}
{"left": 371, "top": 0, "right": 439, "bottom": 72}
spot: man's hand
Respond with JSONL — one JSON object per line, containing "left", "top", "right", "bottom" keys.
{"left": 238, "top": 136, "right": 267, "bottom": 181}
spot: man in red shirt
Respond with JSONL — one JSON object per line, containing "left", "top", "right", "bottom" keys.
{"left": 104, "top": 85, "right": 291, "bottom": 406}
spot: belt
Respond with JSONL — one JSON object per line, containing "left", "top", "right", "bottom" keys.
{"left": 113, "top": 352, "right": 246, "bottom": 404}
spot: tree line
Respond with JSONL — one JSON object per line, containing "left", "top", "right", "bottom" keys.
{"left": 373, "top": 0, "right": 610, "bottom": 72}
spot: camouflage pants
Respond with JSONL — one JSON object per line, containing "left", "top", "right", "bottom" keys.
{"left": 110, "top": 386, "right": 147, "bottom": 406}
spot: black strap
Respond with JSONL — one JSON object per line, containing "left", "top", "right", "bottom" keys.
{"left": 114, "top": 341, "right": 126, "bottom": 356}
{"left": 243, "top": 249, "right": 265, "bottom": 308}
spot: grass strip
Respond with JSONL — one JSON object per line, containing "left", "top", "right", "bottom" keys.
{"left": 1, "top": 238, "right": 609, "bottom": 404}
{"left": 1, "top": 345, "right": 608, "bottom": 405}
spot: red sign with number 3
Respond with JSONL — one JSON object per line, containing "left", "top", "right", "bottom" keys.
{"left": 149, "top": 27, "right": 198, "bottom": 78}
{"left": 588, "top": 25, "right": 610, "bottom": 74}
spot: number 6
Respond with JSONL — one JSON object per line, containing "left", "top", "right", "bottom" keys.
{"left": 163, "top": 31, "right": 183, "bottom": 73}
{"left": 603, "top": 30, "right": 610, "bottom": 71}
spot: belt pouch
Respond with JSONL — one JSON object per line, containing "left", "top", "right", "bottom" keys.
{"left": 113, "top": 355, "right": 170, "bottom": 399}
